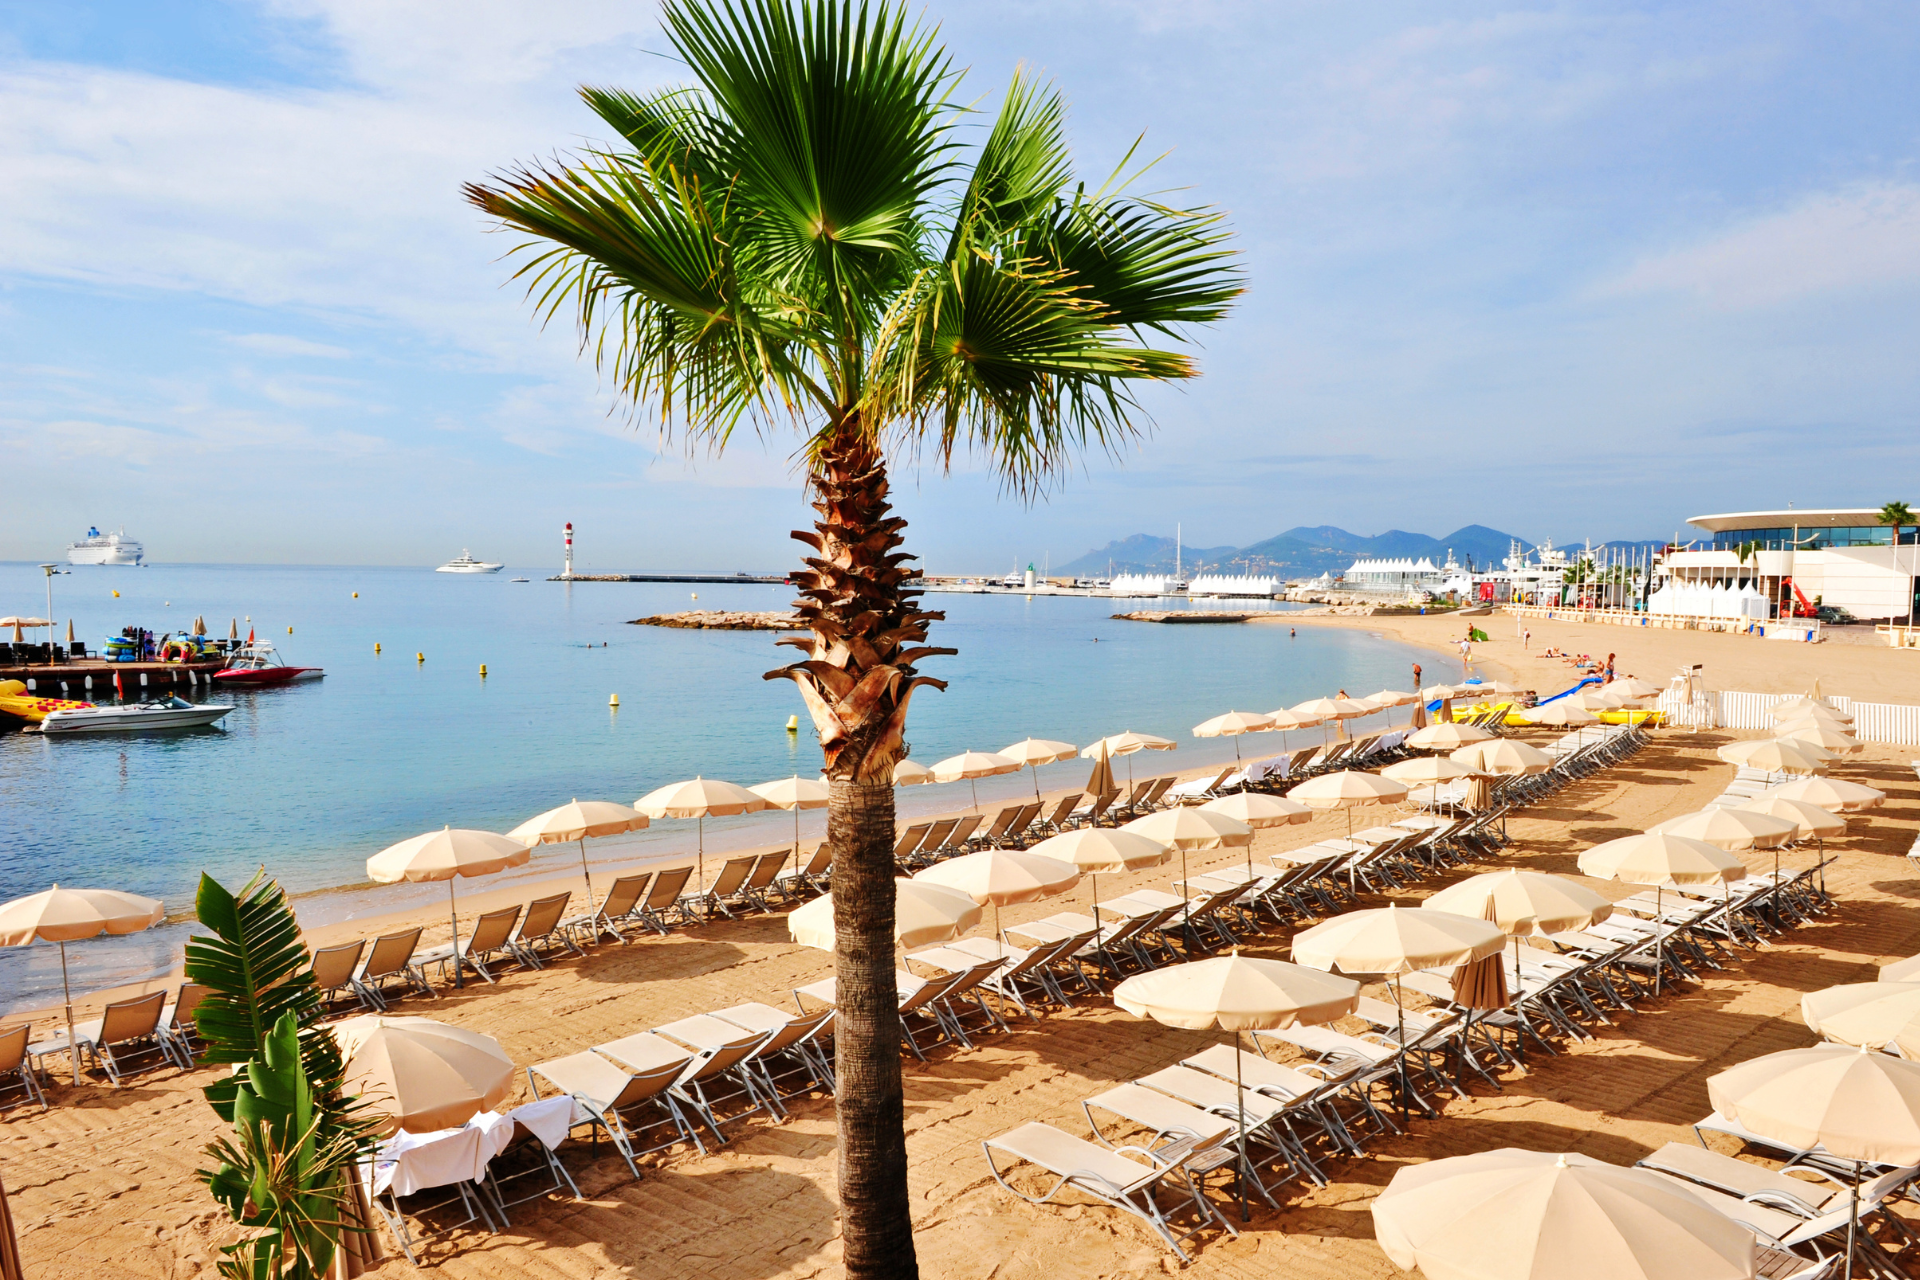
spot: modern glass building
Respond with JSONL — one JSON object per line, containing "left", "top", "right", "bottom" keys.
{"left": 1669, "top": 508, "right": 1920, "bottom": 622}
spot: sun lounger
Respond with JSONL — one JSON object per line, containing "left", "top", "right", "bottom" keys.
{"left": 527, "top": 1051, "right": 702, "bottom": 1175}
{"left": 1637, "top": 1142, "right": 1916, "bottom": 1220}
{"left": 982, "top": 1121, "right": 1235, "bottom": 1262}
{"left": 356, "top": 927, "right": 436, "bottom": 1004}
{"left": 645, "top": 1015, "right": 783, "bottom": 1130}
{"left": 792, "top": 970, "right": 970, "bottom": 1060}
{"left": 474, "top": 1096, "right": 582, "bottom": 1223}
{"left": 1080, "top": 1082, "right": 1249, "bottom": 1203}
{"left": 735, "top": 852, "right": 790, "bottom": 912}
{"left": 932, "top": 814, "right": 984, "bottom": 858}
{"left": 561, "top": 873, "right": 649, "bottom": 943}
{"left": 366, "top": 1124, "right": 498, "bottom": 1264}
{"left": 1071, "top": 789, "right": 1122, "bottom": 828}
{"left": 42, "top": 991, "right": 174, "bottom": 1085}
{"left": 682, "top": 856, "right": 758, "bottom": 920}
{"left": 773, "top": 843, "right": 834, "bottom": 899}
{"left": 912, "top": 819, "right": 959, "bottom": 866}
{"left": 508, "top": 892, "right": 581, "bottom": 967}
{"left": 159, "top": 982, "right": 210, "bottom": 1065}
{"left": 993, "top": 802, "right": 1045, "bottom": 847}
{"left": 0, "top": 1023, "right": 47, "bottom": 1112}
{"left": 1038, "top": 793, "right": 1082, "bottom": 834}
{"left": 975, "top": 806, "right": 1025, "bottom": 848}
{"left": 1161, "top": 768, "right": 1234, "bottom": 805}
{"left": 893, "top": 823, "right": 933, "bottom": 864}
{"left": 310, "top": 938, "right": 376, "bottom": 1013}
{"left": 710, "top": 1001, "right": 837, "bottom": 1099}
{"left": 633, "top": 866, "right": 696, "bottom": 933}
{"left": 415, "top": 905, "right": 524, "bottom": 983}
{"left": 1133, "top": 1063, "right": 1325, "bottom": 1188}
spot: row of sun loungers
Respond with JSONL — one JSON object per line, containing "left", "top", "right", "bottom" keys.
{"left": 3, "top": 982, "right": 210, "bottom": 1102}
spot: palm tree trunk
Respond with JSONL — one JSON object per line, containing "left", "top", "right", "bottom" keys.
{"left": 767, "top": 431, "right": 951, "bottom": 1279}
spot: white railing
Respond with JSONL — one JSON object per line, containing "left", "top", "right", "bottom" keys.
{"left": 1502, "top": 604, "right": 1821, "bottom": 641}
{"left": 1654, "top": 688, "right": 1920, "bottom": 745}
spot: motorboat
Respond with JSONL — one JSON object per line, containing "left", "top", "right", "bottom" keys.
{"left": 437, "top": 550, "right": 503, "bottom": 574}
{"left": 39, "top": 696, "right": 232, "bottom": 734}
{"left": 68, "top": 526, "right": 144, "bottom": 566}
{"left": 509, "top": 577, "right": 529, "bottom": 583}
{"left": 213, "top": 642, "right": 324, "bottom": 685}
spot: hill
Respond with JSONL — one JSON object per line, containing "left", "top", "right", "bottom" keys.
{"left": 1057, "top": 525, "right": 1534, "bottom": 580}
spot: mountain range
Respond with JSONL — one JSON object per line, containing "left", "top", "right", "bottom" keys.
{"left": 1056, "top": 525, "right": 1535, "bottom": 579}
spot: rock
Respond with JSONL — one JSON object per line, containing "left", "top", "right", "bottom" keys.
{"left": 628, "top": 611, "right": 805, "bottom": 631}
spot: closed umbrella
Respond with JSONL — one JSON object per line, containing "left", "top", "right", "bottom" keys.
{"left": 1767, "top": 776, "right": 1885, "bottom": 813}
{"left": 1122, "top": 807, "right": 1254, "bottom": 888}
{"left": 1114, "top": 955, "right": 1360, "bottom": 1221}
{"left": 1577, "top": 833, "right": 1744, "bottom": 996}
{"left": 930, "top": 750, "right": 1023, "bottom": 813}
{"left": 1192, "top": 710, "right": 1276, "bottom": 760}
{"left": 1199, "top": 793, "right": 1312, "bottom": 829}
{"left": 914, "top": 849, "right": 1079, "bottom": 936}
{"left": 334, "top": 1014, "right": 514, "bottom": 1136}
{"left": 1717, "top": 738, "right": 1830, "bottom": 775}
{"left": 1371, "top": 1148, "right": 1755, "bottom": 1280}
{"left": 366, "top": 827, "right": 531, "bottom": 990}
{"left": 1708, "top": 1045, "right": 1920, "bottom": 1277}
{"left": 635, "top": 777, "right": 770, "bottom": 885}
{"left": 998, "top": 738, "right": 1079, "bottom": 800}
{"left": 1405, "top": 722, "right": 1495, "bottom": 751}
{"left": 1026, "top": 827, "right": 1171, "bottom": 947}
{"left": 1084, "top": 738, "right": 1116, "bottom": 806}
{"left": 893, "top": 759, "right": 935, "bottom": 786}
{"left": 1802, "top": 982, "right": 1920, "bottom": 1056}
{"left": 508, "top": 799, "right": 649, "bottom": 918}
{"left": 749, "top": 776, "right": 830, "bottom": 877}
{"left": 1082, "top": 731, "right": 1176, "bottom": 790}
{"left": 787, "top": 881, "right": 981, "bottom": 951}
{"left": 0, "top": 885, "right": 165, "bottom": 1083}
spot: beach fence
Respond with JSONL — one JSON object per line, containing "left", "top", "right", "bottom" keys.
{"left": 1504, "top": 604, "right": 1822, "bottom": 642}
{"left": 1656, "top": 688, "right": 1920, "bottom": 745}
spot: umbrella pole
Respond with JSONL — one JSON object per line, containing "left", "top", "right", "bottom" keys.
{"left": 578, "top": 838, "right": 595, "bottom": 916}
{"left": 792, "top": 807, "right": 801, "bottom": 881}
{"left": 1512, "top": 936, "right": 1526, "bottom": 1065}
{"left": 60, "top": 940, "right": 78, "bottom": 1085}
{"left": 1031, "top": 764, "right": 1042, "bottom": 804}
{"left": 1846, "top": 1159, "right": 1859, "bottom": 1280}
{"left": 1090, "top": 873, "right": 1102, "bottom": 949}
{"left": 1393, "top": 976, "right": 1409, "bottom": 1125}
{"left": 698, "top": 815, "right": 706, "bottom": 889}
{"left": 1653, "top": 884, "right": 1663, "bottom": 998}
{"left": 971, "top": 778, "right": 981, "bottom": 814}
{"left": 449, "top": 880, "right": 464, "bottom": 990}
{"left": 1235, "top": 1029, "right": 1250, "bottom": 1224}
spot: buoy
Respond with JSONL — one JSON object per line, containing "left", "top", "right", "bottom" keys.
{"left": 416, "top": 652, "right": 425, "bottom": 663}
{"left": 479, "top": 664, "right": 487, "bottom": 677}
{"left": 609, "top": 693, "right": 620, "bottom": 707}
{"left": 113, "top": 673, "right": 121, "bottom": 696}
{"left": 374, "top": 642, "right": 382, "bottom": 654}
{"left": 352, "top": 592, "right": 358, "bottom": 599}
{"left": 786, "top": 714, "right": 799, "bottom": 732}
{"left": 288, "top": 626, "right": 293, "bottom": 634}
{"left": 691, "top": 592, "right": 698, "bottom": 600}
{"left": 112, "top": 590, "right": 120, "bottom": 598}
{"left": 139, "top": 672, "right": 148, "bottom": 687}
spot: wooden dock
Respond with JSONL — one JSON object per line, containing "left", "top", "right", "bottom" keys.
{"left": 0, "top": 660, "right": 226, "bottom": 697}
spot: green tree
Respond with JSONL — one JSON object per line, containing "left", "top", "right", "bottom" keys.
{"left": 1880, "top": 501, "right": 1915, "bottom": 626}
{"left": 464, "top": 3, "right": 1238, "bottom": 1273}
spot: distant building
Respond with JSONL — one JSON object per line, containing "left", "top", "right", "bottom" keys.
{"left": 1186, "top": 574, "right": 1278, "bottom": 598}
{"left": 1342, "top": 556, "right": 1442, "bottom": 594}
{"left": 1659, "top": 508, "right": 1919, "bottom": 622}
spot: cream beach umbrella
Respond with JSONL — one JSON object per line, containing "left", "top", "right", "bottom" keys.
{"left": 1293, "top": 903, "right": 1505, "bottom": 1117}
{"left": 1287, "top": 771, "right": 1410, "bottom": 863}
{"left": 1082, "top": 731, "right": 1176, "bottom": 790}
{"left": 1450, "top": 738, "right": 1553, "bottom": 777}
{"left": 1381, "top": 756, "right": 1473, "bottom": 789}
{"left": 1771, "top": 696, "right": 1850, "bottom": 722}
{"left": 1736, "top": 793, "right": 1847, "bottom": 840}
{"left": 1293, "top": 695, "right": 1372, "bottom": 743}
{"left": 893, "top": 759, "right": 935, "bottom": 786}
{"left": 1192, "top": 710, "right": 1276, "bottom": 761}
{"left": 1567, "top": 688, "right": 1619, "bottom": 712}
{"left": 1802, "top": 982, "right": 1920, "bottom": 1056}
{"left": 1577, "top": 833, "right": 1744, "bottom": 996}
{"left": 367, "top": 827, "right": 531, "bottom": 989}
{"left": 1515, "top": 700, "right": 1597, "bottom": 727}
{"left": 1609, "top": 677, "right": 1662, "bottom": 699}
{"left": 787, "top": 881, "right": 981, "bottom": 951}
{"left": 1708, "top": 1044, "right": 1920, "bottom": 1274}
{"left": 1122, "top": 807, "right": 1254, "bottom": 887}
{"left": 0, "top": 885, "right": 164, "bottom": 1083}
{"left": 1114, "top": 954, "right": 1360, "bottom": 1221}
{"left": 1717, "top": 738, "right": 1830, "bottom": 774}
{"left": 1200, "top": 793, "right": 1312, "bottom": 829}
{"left": 1371, "top": 1148, "right": 1756, "bottom": 1280}
{"left": 750, "top": 775, "right": 830, "bottom": 876}
{"left": 1774, "top": 709, "right": 1857, "bottom": 735}
{"left": 1650, "top": 808, "right": 1796, "bottom": 851}
{"left": 1405, "top": 722, "right": 1494, "bottom": 751}
{"left": 508, "top": 799, "right": 649, "bottom": 916}
{"left": 1027, "top": 828, "right": 1170, "bottom": 946}
{"left": 998, "top": 738, "right": 1079, "bottom": 800}
{"left": 635, "top": 777, "right": 770, "bottom": 884}
{"left": 1778, "top": 724, "right": 1863, "bottom": 755}
{"left": 1362, "top": 690, "right": 1420, "bottom": 730}
{"left": 1768, "top": 776, "right": 1885, "bottom": 813}
{"left": 334, "top": 1014, "right": 514, "bottom": 1136}
{"left": 930, "top": 750, "right": 1023, "bottom": 813}
{"left": 1265, "top": 707, "right": 1323, "bottom": 731}
{"left": 914, "top": 849, "right": 1079, "bottom": 935}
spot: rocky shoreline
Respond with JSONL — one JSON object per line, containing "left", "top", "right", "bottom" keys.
{"left": 628, "top": 611, "right": 805, "bottom": 630}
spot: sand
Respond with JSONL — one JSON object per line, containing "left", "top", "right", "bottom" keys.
{"left": 5, "top": 615, "right": 1920, "bottom": 1278}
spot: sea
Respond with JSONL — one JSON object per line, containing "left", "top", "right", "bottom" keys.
{"left": 0, "top": 561, "right": 1457, "bottom": 1012}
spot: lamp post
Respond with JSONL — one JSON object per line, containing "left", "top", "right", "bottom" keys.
{"left": 38, "top": 564, "right": 58, "bottom": 657}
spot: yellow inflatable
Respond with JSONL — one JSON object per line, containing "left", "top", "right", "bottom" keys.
{"left": 0, "top": 679, "right": 93, "bottom": 724}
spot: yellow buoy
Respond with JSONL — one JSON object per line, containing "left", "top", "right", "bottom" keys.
{"left": 786, "top": 714, "right": 799, "bottom": 732}
{"left": 691, "top": 592, "right": 698, "bottom": 600}
{"left": 288, "top": 626, "right": 293, "bottom": 634}
{"left": 609, "top": 693, "right": 620, "bottom": 707}
{"left": 416, "top": 652, "right": 424, "bottom": 663}
{"left": 112, "top": 590, "right": 119, "bottom": 597}
{"left": 479, "top": 664, "right": 487, "bottom": 677}
{"left": 375, "top": 642, "right": 382, "bottom": 654}
{"left": 352, "top": 592, "right": 358, "bottom": 599}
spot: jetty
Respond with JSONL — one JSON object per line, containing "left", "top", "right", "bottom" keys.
{"left": 0, "top": 659, "right": 226, "bottom": 697}
{"left": 629, "top": 611, "right": 804, "bottom": 630}
{"left": 1110, "top": 610, "right": 1257, "bottom": 623}
{"left": 550, "top": 572, "right": 789, "bottom": 584}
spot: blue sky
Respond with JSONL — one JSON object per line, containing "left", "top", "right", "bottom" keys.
{"left": 3, "top": 1, "right": 1917, "bottom": 570}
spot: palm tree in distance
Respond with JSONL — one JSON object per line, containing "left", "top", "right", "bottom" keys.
{"left": 1881, "top": 501, "right": 1915, "bottom": 626}
{"left": 464, "top": 3, "right": 1239, "bottom": 1274}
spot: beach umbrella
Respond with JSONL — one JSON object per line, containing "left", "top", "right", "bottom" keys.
{"left": 0, "top": 618, "right": 50, "bottom": 629}
{"left": 1192, "top": 710, "right": 1276, "bottom": 761}
{"left": 1293, "top": 903, "right": 1504, "bottom": 1118}
{"left": 1381, "top": 756, "right": 1473, "bottom": 787}
{"left": 998, "top": 738, "right": 1079, "bottom": 800}
{"left": 930, "top": 750, "right": 1023, "bottom": 813}
{"left": 1610, "top": 677, "right": 1662, "bottom": 699}
{"left": 1567, "top": 689, "right": 1618, "bottom": 711}
{"left": 893, "top": 759, "right": 935, "bottom": 786}
{"left": 1287, "top": 771, "right": 1410, "bottom": 859}
{"left": 750, "top": 775, "right": 830, "bottom": 876}
{"left": 1771, "top": 696, "right": 1850, "bottom": 722}
{"left": 1717, "top": 738, "right": 1830, "bottom": 774}
{"left": 1199, "top": 792, "right": 1313, "bottom": 829}
{"left": 1515, "top": 700, "right": 1597, "bottom": 727}
{"left": 914, "top": 849, "right": 1079, "bottom": 935}
{"left": 334, "top": 1014, "right": 514, "bottom": 1136}
{"left": 1774, "top": 706, "right": 1856, "bottom": 733}
{"left": 1122, "top": 807, "right": 1254, "bottom": 888}
{"left": 1802, "top": 982, "right": 1920, "bottom": 1056}
{"left": 1882, "top": 956, "right": 1920, "bottom": 983}
{"left": 1708, "top": 1045, "right": 1920, "bottom": 1276}
{"left": 1767, "top": 776, "right": 1885, "bottom": 813}
{"left": 1371, "top": 1148, "right": 1755, "bottom": 1280}
{"left": 1027, "top": 828, "right": 1170, "bottom": 947}
{"left": 367, "top": 827, "right": 531, "bottom": 990}
{"left": 508, "top": 799, "right": 649, "bottom": 917}
{"left": 1577, "top": 833, "right": 1744, "bottom": 996}
{"left": 787, "top": 881, "right": 981, "bottom": 951}
{"left": 1405, "top": 722, "right": 1494, "bottom": 751}
{"left": 1082, "top": 731, "right": 1176, "bottom": 789}
{"left": 65, "top": 618, "right": 75, "bottom": 646}
{"left": 0, "top": 885, "right": 165, "bottom": 1083}
{"left": 1293, "top": 696, "right": 1371, "bottom": 720}
{"left": 1736, "top": 793, "right": 1846, "bottom": 839}
{"left": 1777, "top": 724, "right": 1863, "bottom": 755}
{"left": 1650, "top": 808, "right": 1796, "bottom": 850}
{"left": 1361, "top": 690, "right": 1420, "bottom": 729}
{"left": 1115, "top": 955, "right": 1360, "bottom": 1220}
{"left": 1450, "top": 739, "right": 1553, "bottom": 776}
{"left": 1083, "top": 737, "right": 1116, "bottom": 804}
{"left": 1265, "top": 707, "right": 1324, "bottom": 730}
{"left": 635, "top": 777, "right": 770, "bottom": 885}
{"left": 228, "top": 618, "right": 239, "bottom": 641}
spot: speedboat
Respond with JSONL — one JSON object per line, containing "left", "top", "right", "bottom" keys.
{"left": 437, "top": 550, "right": 503, "bottom": 574}
{"left": 213, "top": 642, "right": 324, "bottom": 685}
{"left": 40, "top": 697, "right": 232, "bottom": 734}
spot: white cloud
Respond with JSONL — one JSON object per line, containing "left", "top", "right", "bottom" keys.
{"left": 224, "top": 332, "right": 350, "bottom": 358}
{"left": 1601, "top": 183, "right": 1920, "bottom": 308}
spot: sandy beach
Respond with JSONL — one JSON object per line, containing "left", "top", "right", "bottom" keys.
{"left": 4, "top": 619, "right": 1918, "bottom": 1279}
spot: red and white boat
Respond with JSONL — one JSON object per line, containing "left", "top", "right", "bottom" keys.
{"left": 213, "top": 640, "right": 324, "bottom": 686}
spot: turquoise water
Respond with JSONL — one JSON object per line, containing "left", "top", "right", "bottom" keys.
{"left": 0, "top": 561, "right": 1451, "bottom": 1010}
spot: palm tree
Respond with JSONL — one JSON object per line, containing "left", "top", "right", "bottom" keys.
{"left": 464, "top": 3, "right": 1238, "bottom": 1274}
{"left": 1882, "top": 501, "right": 1916, "bottom": 627}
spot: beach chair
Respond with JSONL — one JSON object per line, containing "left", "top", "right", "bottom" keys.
{"left": 982, "top": 1121, "right": 1236, "bottom": 1263}
{"left": 366, "top": 1125, "right": 499, "bottom": 1265}
{"left": 61, "top": 991, "right": 172, "bottom": 1085}
{"left": 1038, "top": 793, "right": 1083, "bottom": 834}
{"left": 527, "top": 1051, "right": 703, "bottom": 1176}
{"left": 633, "top": 867, "right": 696, "bottom": 933}
{"left": 508, "top": 892, "right": 581, "bottom": 968}
{"left": 893, "top": 823, "right": 933, "bottom": 865}
{"left": 736, "top": 852, "right": 790, "bottom": 913}
{"left": 560, "top": 873, "right": 649, "bottom": 944}
{"left": 356, "top": 927, "right": 436, "bottom": 1005}
{"left": 597, "top": 1027, "right": 768, "bottom": 1147}
{"left": 774, "top": 843, "right": 834, "bottom": 900}
{"left": 475, "top": 1096, "right": 582, "bottom": 1223}
{"left": 159, "top": 982, "right": 211, "bottom": 1065}
{"left": 905, "top": 819, "right": 959, "bottom": 868}
{"left": 0, "top": 1023, "right": 47, "bottom": 1112}
{"left": 1139, "top": 776, "right": 1178, "bottom": 810}
{"left": 1135, "top": 1063, "right": 1330, "bottom": 1189}
{"left": 710, "top": 1001, "right": 837, "bottom": 1099}
{"left": 416, "top": 905, "right": 524, "bottom": 984}
{"left": 1115, "top": 779, "right": 1159, "bottom": 819}
{"left": 647, "top": 1014, "right": 785, "bottom": 1127}
{"left": 1080, "top": 1082, "right": 1251, "bottom": 1206}
{"left": 309, "top": 939, "right": 376, "bottom": 1014}
{"left": 792, "top": 970, "right": 971, "bottom": 1061}
{"left": 1001, "top": 801, "right": 1046, "bottom": 845}
{"left": 974, "top": 806, "right": 1025, "bottom": 849}
{"left": 1637, "top": 1142, "right": 1918, "bottom": 1223}
{"left": 682, "top": 856, "right": 758, "bottom": 920}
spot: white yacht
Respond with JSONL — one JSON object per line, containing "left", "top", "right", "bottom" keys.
{"left": 436, "top": 550, "right": 503, "bottom": 574}
{"left": 40, "top": 696, "right": 232, "bottom": 734}
{"left": 68, "top": 527, "right": 144, "bottom": 566}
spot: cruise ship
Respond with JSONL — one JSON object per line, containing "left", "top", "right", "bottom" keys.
{"left": 68, "top": 527, "right": 144, "bottom": 566}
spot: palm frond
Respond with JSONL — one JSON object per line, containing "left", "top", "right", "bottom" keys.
{"left": 946, "top": 68, "right": 1074, "bottom": 260}
{"left": 1042, "top": 194, "right": 1242, "bottom": 334}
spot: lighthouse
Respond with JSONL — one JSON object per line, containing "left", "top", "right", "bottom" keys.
{"left": 563, "top": 522, "right": 574, "bottom": 579}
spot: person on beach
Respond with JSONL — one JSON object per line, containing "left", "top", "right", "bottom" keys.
{"left": 1459, "top": 636, "right": 1472, "bottom": 664}
{"left": 1523, "top": 627, "right": 1531, "bottom": 650}
{"left": 1605, "top": 652, "right": 1616, "bottom": 682}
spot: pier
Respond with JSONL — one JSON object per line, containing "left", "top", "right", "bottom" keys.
{"left": 0, "top": 660, "right": 226, "bottom": 697}
{"left": 548, "top": 572, "right": 790, "bottom": 584}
